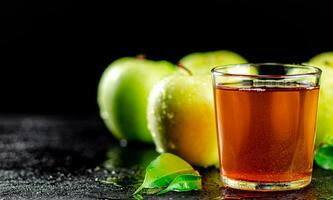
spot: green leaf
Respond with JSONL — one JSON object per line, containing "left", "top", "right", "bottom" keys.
{"left": 134, "top": 153, "right": 196, "bottom": 194}
{"left": 133, "top": 193, "right": 144, "bottom": 200}
{"left": 315, "top": 144, "right": 333, "bottom": 170}
{"left": 158, "top": 174, "right": 202, "bottom": 194}
{"left": 327, "top": 136, "right": 333, "bottom": 146}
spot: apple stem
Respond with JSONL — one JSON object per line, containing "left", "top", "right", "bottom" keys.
{"left": 136, "top": 54, "right": 146, "bottom": 60}
{"left": 177, "top": 63, "right": 193, "bottom": 76}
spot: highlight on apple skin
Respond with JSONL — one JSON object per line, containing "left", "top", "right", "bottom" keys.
{"left": 97, "top": 57, "right": 177, "bottom": 143}
{"left": 309, "top": 52, "right": 333, "bottom": 147}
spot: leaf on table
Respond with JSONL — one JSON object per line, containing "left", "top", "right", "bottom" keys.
{"left": 158, "top": 174, "right": 202, "bottom": 194}
{"left": 133, "top": 153, "right": 196, "bottom": 194}
{"left": 315, "top": 144, "right": 333, "bottom": 170}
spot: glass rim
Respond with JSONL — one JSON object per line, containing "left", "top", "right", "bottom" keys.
{"left": 211, "top": 63, "right": 322, "bottom": 79}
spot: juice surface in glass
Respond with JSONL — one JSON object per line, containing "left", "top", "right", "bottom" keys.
{"left": 214, "top": 84, "right": 319, "bottom": 183}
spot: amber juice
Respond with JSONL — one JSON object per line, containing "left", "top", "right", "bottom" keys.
{"left": 214, "top": 85, "right": 319, "bottom": 183}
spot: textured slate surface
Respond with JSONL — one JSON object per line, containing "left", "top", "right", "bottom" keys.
{"left": 0, "top": 115, "right": 332, "bottom": 199}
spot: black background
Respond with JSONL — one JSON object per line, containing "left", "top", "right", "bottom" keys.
{"left": 1, "top": 1, "right": 332, "bottom": 115}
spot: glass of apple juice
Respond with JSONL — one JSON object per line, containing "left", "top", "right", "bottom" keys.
{"left": 211, "top": 63, "right": 321, "bottom": 191}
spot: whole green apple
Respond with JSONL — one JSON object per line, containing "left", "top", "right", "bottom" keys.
{"left": 98, "top": 57, "right": 176, "bottom": 143}
{"left": 179, "top": 50, "right": 247, "bottom": 75}
{"left": 309, "top": 52, "right": 333, "bottom": 147}
{"left": 147, "top": 73, "right": 218, "bottom": 167}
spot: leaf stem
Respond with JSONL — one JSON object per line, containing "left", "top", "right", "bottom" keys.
{"left": 136, "top": 54, "right": 146, "bottom": 60}
{"left": 133, "top": 185, "right": 144, "bottom": 195}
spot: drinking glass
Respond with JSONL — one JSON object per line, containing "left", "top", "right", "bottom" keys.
{"left": 212, "top": 63, "right": 321, "bottom": 191}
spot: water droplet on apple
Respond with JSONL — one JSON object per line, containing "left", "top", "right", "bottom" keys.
{"left": 168, "top": 142, "right": 176, "bottom": 150}
{"left": 166, "top": 113, "right": 174, "bottom": 119}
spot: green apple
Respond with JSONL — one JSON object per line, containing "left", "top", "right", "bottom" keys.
{"left": 309, "top": 52, "right": 333, "bottom": 147}
{"left": 98, "top": 57, "right": 176, "bottom": 143}
{"left": 147, "top": 73, "right": 218, "bottom": 167}
{"left": 179, "top": 50, "right": 248, "bottom": 75}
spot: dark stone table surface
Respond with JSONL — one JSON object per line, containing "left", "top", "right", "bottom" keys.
{"left": 0, "top": 115, "right": 332, "bottom": 199}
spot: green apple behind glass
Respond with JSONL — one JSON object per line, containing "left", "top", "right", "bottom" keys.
{"left": 179, "top": 50, "right": 247, "bottom": 75}
{"left": 309, "top": 52, "right": 333, "bottom": 147}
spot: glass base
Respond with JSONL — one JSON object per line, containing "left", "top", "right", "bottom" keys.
{"left": 222, "top": 175, "right": 311, "bottom": 191}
